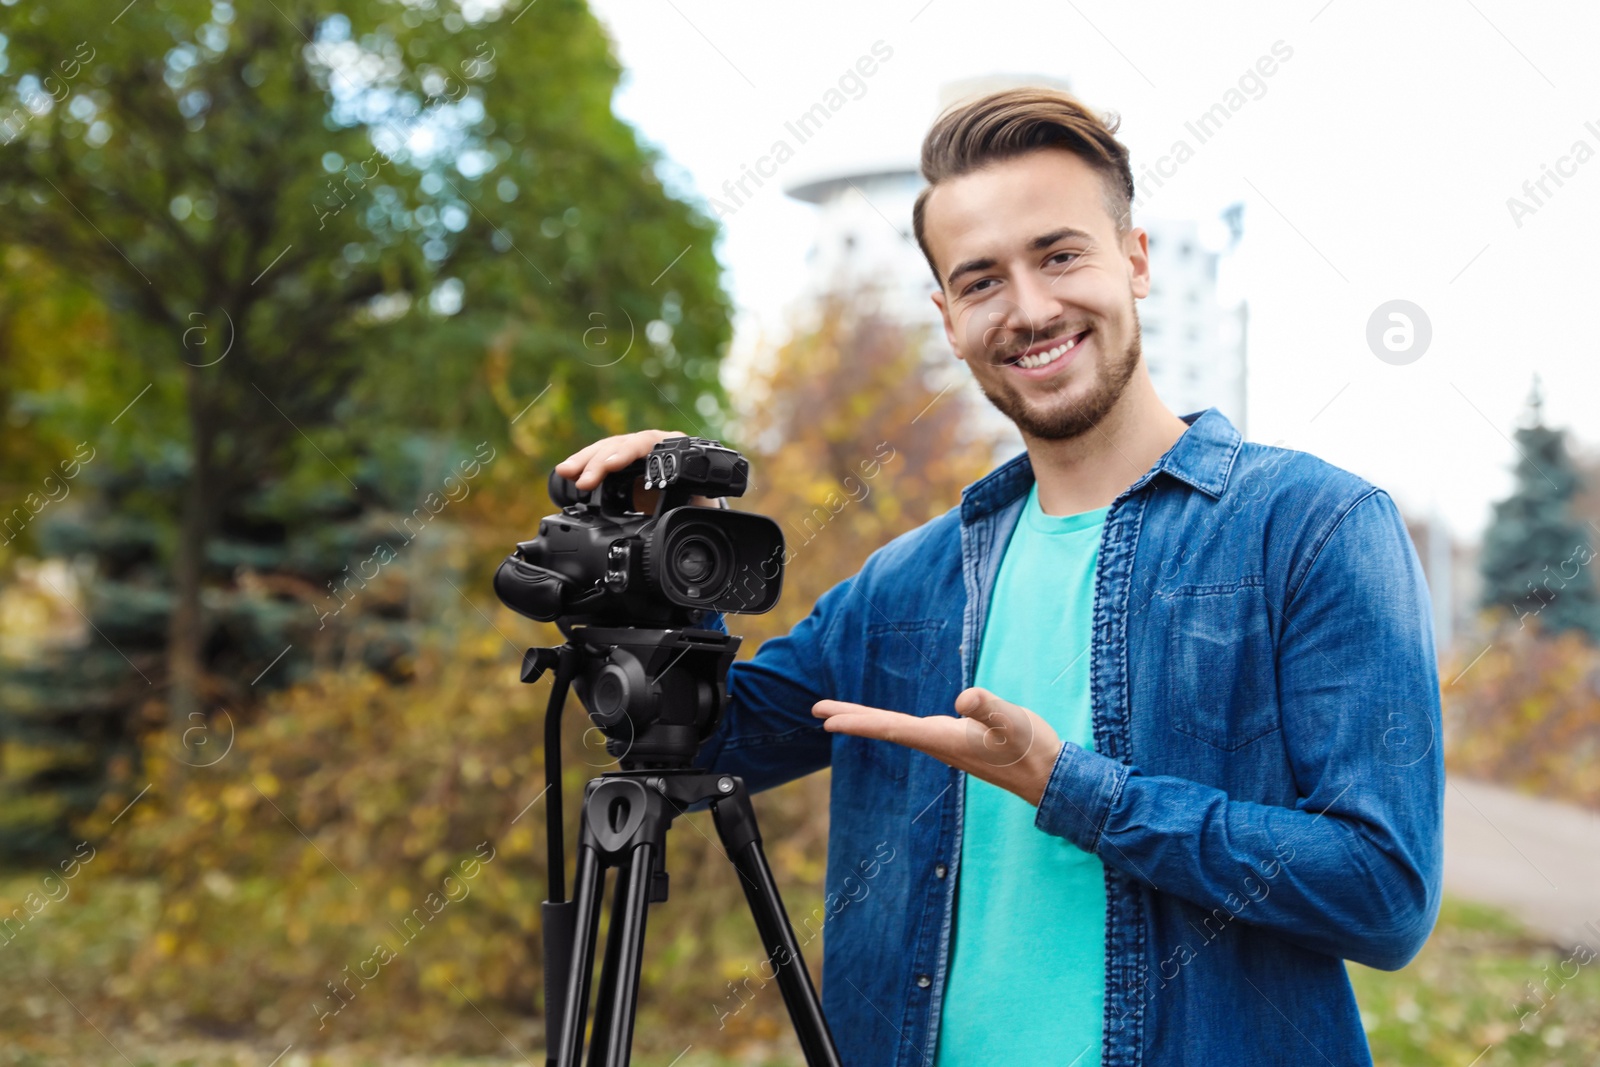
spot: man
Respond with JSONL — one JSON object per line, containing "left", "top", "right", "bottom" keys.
{"left": 555, "top": 87, "right": 1442, "bottom": 1066}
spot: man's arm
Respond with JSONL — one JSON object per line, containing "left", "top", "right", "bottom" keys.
{"left": 696, "top": 577, "right": 856, "bottom": 794}
{"left": 1033, "top": 487, "right": 1444, "bottom": 970}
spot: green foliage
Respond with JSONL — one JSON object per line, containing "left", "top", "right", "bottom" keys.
{"left": 1477, "top": 381, "right": 1600, "bottom": 641}
{"left": 0, "top": 0, "right": 734, "bottom": 554}
{"left": 0, "top": 0, "right": 734, "bottom": 859}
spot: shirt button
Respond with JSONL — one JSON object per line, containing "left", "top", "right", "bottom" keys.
{"left": 917, "top": 974, "right": 931, "bottom": 988}
{"left": 935, "top": 863, "right": 948, "bottom": 879}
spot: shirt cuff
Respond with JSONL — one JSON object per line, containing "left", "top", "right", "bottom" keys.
{"left": 1033, "top": 740, "right": 1128, "bottom": 853}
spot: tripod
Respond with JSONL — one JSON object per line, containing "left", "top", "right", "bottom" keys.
{"left": 528, "top": 632, "right": 843, "bottom": 1067}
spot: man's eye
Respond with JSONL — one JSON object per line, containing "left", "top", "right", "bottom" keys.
{"left": 1048, "top": 251, "right": 1080, "bottom": 266}
{"left": 964, "top": 278, "right": 996, "bottom": 297}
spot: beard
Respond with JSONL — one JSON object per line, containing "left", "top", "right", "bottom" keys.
{"left": 974, "top": 310, "right": 1142, "bottom": 441}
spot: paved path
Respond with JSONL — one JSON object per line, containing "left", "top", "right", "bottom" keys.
{"left": 1444, "top": 775, "right": 1600, "bottom": 947}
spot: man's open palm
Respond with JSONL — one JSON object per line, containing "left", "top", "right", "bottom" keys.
{"left": 812, "top": 688, "right": 1064, "bottom": 806}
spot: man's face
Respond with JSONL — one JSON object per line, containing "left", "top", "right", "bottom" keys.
{"left": 925, "top": 148, "right": 1150, "bottom": 441}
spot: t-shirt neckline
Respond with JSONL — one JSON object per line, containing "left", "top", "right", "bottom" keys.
{"left": 1022, "top": 482, "right": 1111, "bottom": 535}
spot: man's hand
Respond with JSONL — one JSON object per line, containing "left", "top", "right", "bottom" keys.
{"left": 555, "top": 429, "right": 687, "bottom": 492}
{"left": 553, "top": 429, "right": 718, "bottom": 510}
{"left": 812, "top": 688, "right": 1064, "bottom": 806}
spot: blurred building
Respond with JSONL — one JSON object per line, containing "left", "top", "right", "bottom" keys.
{"left": 782, "top": 74, "right": 1249, "bottom": 451}
{"left": 1402, "top": 505, "right": 1482, "bottom": 658}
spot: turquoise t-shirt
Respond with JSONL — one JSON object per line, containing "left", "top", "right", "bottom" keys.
{"left": 933, "top": 483, "right": 1109, "bottom": 1067}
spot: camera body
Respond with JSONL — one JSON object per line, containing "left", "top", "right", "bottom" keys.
{"left": 494, "top": 437, "right": 784, "bottom": 629}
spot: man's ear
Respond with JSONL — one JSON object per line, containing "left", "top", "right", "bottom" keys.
{"left": 1125, "top": 226, "right": 1151, "bottom": 300}
{"left": 931, "top": 288, "right": 965, "bottom": 362}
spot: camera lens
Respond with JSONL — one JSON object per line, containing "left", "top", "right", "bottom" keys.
{"left": 676, "top": 542, "right": 713, "bottom": 581}
{"left": 661, "top": 521, "right": 733, "bottom": 599}
{"left": 645, "top": 505, "right": 784, "bottom": 614}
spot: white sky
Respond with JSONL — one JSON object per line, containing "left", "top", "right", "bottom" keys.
{"left": 587, "top": 0, "right": 1600, "bottom": 542}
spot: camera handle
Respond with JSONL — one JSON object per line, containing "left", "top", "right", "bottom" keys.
{"left": 523, "top": 643, "right": 843, "bottom": 1067}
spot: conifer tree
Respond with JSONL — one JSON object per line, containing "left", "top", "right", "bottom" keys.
{"left": 1478, "top": 377, "right": 1600, "bottom": 640}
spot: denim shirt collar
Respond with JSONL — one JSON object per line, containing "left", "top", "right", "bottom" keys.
{"left": 958, "top": 406, "right": 1244, "bottom": 524}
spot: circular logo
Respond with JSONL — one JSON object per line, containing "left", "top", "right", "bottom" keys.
{"left": 180, "top": 309, "right": 235, "bottom": 368}
{"left": 958, "top": 297, "right": 1044, "bottom": 370}
{"left": 1366, "top": 300, "right": 1431, "bottom": 365}
{"left": 958, "top": 694, "right": 1042, "bottom": 770}
{"left": 1378, "top": 709, "right": 1436, "bottom": 768}
{"left": 176, "top": 708, "right": 236, "bottom": 768}
{"left": 580, "top": 718, "right": 634, "bottom": 768}
{"left": 580, "top": 308, "right": 634, "bottom": 368}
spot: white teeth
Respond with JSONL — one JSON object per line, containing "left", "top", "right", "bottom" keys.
{"left": 1014, "top": 333, "right": 1083, "bottom": 369}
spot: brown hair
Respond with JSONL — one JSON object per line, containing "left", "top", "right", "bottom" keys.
{"left": 912, "top": 87, "right": 1135, "bottom": 289}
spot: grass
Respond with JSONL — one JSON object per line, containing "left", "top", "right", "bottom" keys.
{"left": 1350, "top": 897, "right": 1600, "bottom": 1066}
{"left": 1, "top": 877, "right": 1596, "bottom": 1066}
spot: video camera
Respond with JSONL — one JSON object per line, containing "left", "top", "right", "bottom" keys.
{"left": 493, "top": 436, "right": 785, "bottom": 769}
{"left": 494, "top": 435, "right": 784, "bottom": 629}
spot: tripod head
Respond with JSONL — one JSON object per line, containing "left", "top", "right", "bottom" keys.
{"left": 521, "top": 625, "right": 740, "bottom": 770}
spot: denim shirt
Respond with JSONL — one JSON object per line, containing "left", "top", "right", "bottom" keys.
{"left": 698, "top": 407, "right": 1444, "bottom": 1067}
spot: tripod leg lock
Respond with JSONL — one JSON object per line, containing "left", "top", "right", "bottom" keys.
{"left": 708, "top": 777, "right": 762, "bottom": 854}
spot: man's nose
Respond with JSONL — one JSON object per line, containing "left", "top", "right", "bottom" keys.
{"left": 1005, "top": 268, "right": 1065, "bottom": 341}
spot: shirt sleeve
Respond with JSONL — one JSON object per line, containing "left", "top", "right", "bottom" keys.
{"left": 1033, "top": 488, "right": 1444, "bottom": 971}
{"left": 693, "top": 576, "right": 856, "bottom": 795}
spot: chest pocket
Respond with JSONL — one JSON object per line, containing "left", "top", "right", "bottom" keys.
{"left": 1164, "top": 580, "right": 1280, "bottom": 751}
{"left": 858, "top": 619, "right": 954, "bottom": 781}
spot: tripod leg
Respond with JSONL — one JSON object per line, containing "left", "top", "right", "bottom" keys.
{"left": 599, "top": 842, "right": 657, "bottom": 1067}
{"left": 553, "top": 843, "right": 606, "bottom": 1067}
{"left": 712, "top": 785, "right": 843, "bottom": 1067}
{"left": 585, "top": 857, "right": 632, "bottom": 1067}
{"left": 543, "top": 899, "right": 577, "bottom": 1060}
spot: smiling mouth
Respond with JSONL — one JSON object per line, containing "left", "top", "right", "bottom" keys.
{"left": 1004, "top": 330, "right": 1090, "bottom": 370}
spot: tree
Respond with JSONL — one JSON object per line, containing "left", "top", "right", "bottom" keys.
{"left": 1478, "top": 377, "right": 1600, "bottom": 640}
{"left": 0, "top": 0, "right": 732, "bottom": 850}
